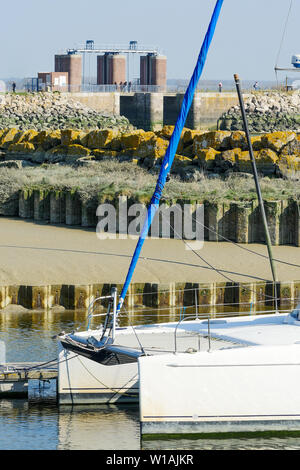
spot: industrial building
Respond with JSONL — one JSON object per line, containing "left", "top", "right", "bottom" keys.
{"left": 38, "top": 41, "right": 167, "bottom": 92}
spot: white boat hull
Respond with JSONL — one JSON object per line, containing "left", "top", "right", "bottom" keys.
{"left": 58, "top": 344, "right": 139, "bottom": 404}
{"left": 58, "top": 320, "right": 231, "bottom": 404}
{"left": 139, "top": 343, "right": 300, "bottom": 434}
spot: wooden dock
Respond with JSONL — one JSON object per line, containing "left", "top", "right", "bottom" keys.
{"left": 0, "top": 362, "right": 58, "bottom": 399}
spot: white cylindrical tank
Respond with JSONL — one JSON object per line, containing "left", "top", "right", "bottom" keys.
{"left": 292, "top": 55, "right": 300, "bottom": 68}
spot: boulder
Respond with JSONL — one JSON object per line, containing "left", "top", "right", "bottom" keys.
{"left": 87, "top": 129, "right": 119, "bottom": 149}
{"left": 0, "top": 128, "right": 20, "bottom": 148}
{"left": 196, "top": 148, "right": 220, "bottom": 170}
{"left": 193, "top": 131, "right": 231, "bottom": 154}
{"left": 7, "top": 142, "right": 35, "bottom": 153}
{"left": 92, "top": 149, "right": 119, "bottom": 161}
{"left": 216, "top": 148, "right": 241, "bottom": 171}
{"left": 66, "top": 144, "right": 91, "bottom": 157}
{"left": 35, "top": 130, "right": 61, "bottom": 150}
{"left": 61, "top": 129, "right": 85, "bottom": 146}
{"left": 261, "top": 131, "right": 296, "bottom": 153}
{"left": 134, "top": 136, "right": 169, "bottom": 159}
{"left": 276, "top": 155, "right": 300, "bottom": 176}
{"left": 120, "top": 130, "right": 154, "bottom": 150}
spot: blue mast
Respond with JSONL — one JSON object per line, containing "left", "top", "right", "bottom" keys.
{"left": 118, "top": 0, "right": 224, "bottom": 313}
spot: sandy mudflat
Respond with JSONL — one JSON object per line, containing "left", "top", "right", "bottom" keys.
{"left": 0, "top": 217, "right": 299, "bottom": 285}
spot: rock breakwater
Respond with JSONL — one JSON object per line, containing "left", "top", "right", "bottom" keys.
{"left": 0, "top": 92, "right": 132, "bottom": 132}
{"left": 0, "top": 127, "right": 299, "bottom": 179}
{"left": 220, "top": 91, "right": 300, "bottom": 133}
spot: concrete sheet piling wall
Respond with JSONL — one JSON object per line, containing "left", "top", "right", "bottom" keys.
{"left": 1, "top": 280, "right": 299, "bottom": 312}
{"left": 50, "top": 191, "right": 66, "bottom": 224}
{"left": 34, "top": 190, "right": 50, "bottom": 222}
{"left": 16, "top": 190, "right": 300, "bottom": 246}
{"left": 65, "top": 192, "right": 82, "bottom": 226}
{"left": 19, "top": 190, "right": 34, "bottom": 219}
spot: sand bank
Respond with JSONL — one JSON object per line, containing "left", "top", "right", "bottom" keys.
{"left": 0, "top": 217, "right": 299, "bottom": 286}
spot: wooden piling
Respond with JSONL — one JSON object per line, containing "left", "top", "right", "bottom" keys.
{"left": 19, "top": 190, "right": 34, "bottom": 219}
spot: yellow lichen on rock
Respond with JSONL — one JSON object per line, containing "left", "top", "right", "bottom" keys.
{"left": 87, "top": 129, "right": 119, "bottom": 149}
{"left": 66, "top": 144, "right": 91, "bottom": 157}
{"left": 0, "top": 128, "right": 20, "bottom": 148}
{"left": 193, "top": 131, "right": 231, "bottom": 154}
{"left": 110, "top": 136, "right": 122, "bottom": 152}
{"left": 134, "top": 136, "right": 169, "bottom": 159}
{"left": 17, "top": 129, "right": 39, "bottom": 144}
{"left": 217, "top": 148, "right": 242, "bottom": 166}
{"left": 173, "top": 154, "right": 193, "bottom": 167}
{"left": 156, "top": 126, "right": 189, "bottom": 154}
{"left": 237, "top": 148, "right": 278, "bottom": 173}
{"left": 230, "top": 131, "right": 247, "bottom": 150}
{"left": 197, "top": 148, "right": 220, "bottom": 169}
{"left": 261, "top": 131, "right": 296, "bottom": 153}
{"left": 237, "top": 151, "right": 255, "bottom": 172}
{"left": 155, "top": 125, "right": 174, "bottom": 139}
{"left": 256, "top": 148, "right": 279, "bottom": 165}
{"left": 92, "top": 149, "right": 119, "bottom": 160}
{"left": 35, "top": 130, "right": 61, "bottom": 150}
{"left": 183, "top": 129, "right": 206, "bottom": 145}
{"left": 7, "top": 142, "right": 36, "bottom": 153}
{"left": 277, "top": 155, "right": 300, "bottom": 174}
{"left": 61, "top": 129, "right": 85, "bottom": 147}
{"left": 251, "top": 135, "right": 263, "bottom": 151}
{"left": 45, "top": 145, "right": 66, "bottom": 157}
{"left": 121, "top": 130, "right": 154, "bottom": 150}
{"left": 0, "top": 129, "right": 7, "bottom": 140}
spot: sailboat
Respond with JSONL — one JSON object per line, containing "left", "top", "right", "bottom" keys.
{"left": 57, "top": 0, "right": 226, "bottom": 405}
{"left": 57, "top": 0, "right": 300, "bottom": 424}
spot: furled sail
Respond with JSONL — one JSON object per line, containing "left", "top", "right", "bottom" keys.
{"left": 117, "top": 0, "right": 224, "bottom": 313}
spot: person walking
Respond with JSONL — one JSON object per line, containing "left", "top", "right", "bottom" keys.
{"left": 12, "top": 82, "right": 16, "bottom": 93}
{"left": 218, "top": 81, "right": 223, "bottom": 92}
{"left": 253, "top": 81, "right": 259, "bottom": 91}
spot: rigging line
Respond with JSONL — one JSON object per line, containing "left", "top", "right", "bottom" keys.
{"left": 162, "top": 214, "right": 278, "bottom": 302}
{"left": 6, "top": 353, "right": 80, "bottom": 375}
{"left": 191, "top": 214, "right": 300, "bottom": 270}
{"left": 76, "top": 355, "right": 138, "bottom": 398}
{"left": 275, "top": 0, "right": 293, "bottom": 68}
{"left": 119, "top": 306, "right": 147, "bottom": 355}
{"left": 0, "top": 243, "right": 272, "bottom": 280}
{"left": 140, "top": 258, "right": 270, "bottom": 281}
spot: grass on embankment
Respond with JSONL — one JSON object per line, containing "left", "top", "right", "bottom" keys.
{"left": 0, "top": 161, "right": 300, "bottom": 207}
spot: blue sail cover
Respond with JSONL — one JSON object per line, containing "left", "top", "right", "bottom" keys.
{"left": 117, "top": 0, "right": 224, "bottom": 312}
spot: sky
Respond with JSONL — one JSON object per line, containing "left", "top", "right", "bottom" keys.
{"left": 0, "top": 0, "right": 299, "bottom": 82}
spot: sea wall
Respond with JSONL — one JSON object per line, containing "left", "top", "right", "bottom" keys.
{"left": 107, "top": 91, "right": 239, "bottom": 131}
{"left": 0, "top": 280, "right": 299, "bottom": 312}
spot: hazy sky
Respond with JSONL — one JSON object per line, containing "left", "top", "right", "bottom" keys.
{"left": 0, "top": 0, "right": 299, "bottom": 81}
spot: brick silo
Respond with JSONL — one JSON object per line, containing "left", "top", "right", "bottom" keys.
{"left": 97, "top": 54, "right": 126, "bottom": 85}
{"left": 140, "top": 54, "right": 167, "bottom": 88}
{"left": 55, "top": 54, "right": 82, "bottom": 91}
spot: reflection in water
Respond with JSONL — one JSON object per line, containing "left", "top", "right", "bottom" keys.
{"left": 142, "top": 435, "right": 300, "bottom": 450}
{"left": 0, "top": 400, "right": 58, "bottom": 450}
{"left": 1, "top": 306, "right": 300, "bottom": 450}
{"left": 0, "top": 400, "right": 140, "bottom": 450}
{"left": 58, "top": 405, "right": 140, "bottom": 450}
{"left": 2, "top": 399, "right": 300, "bottom": 450}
